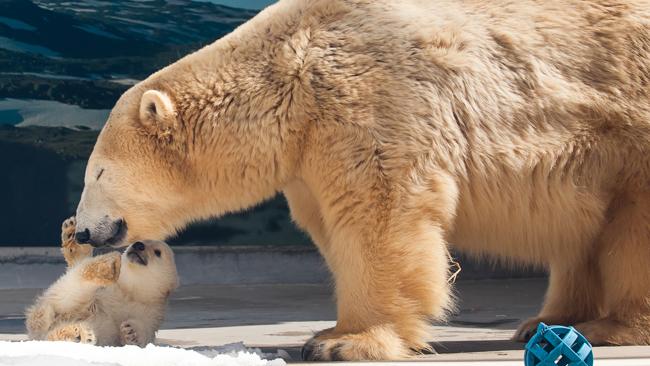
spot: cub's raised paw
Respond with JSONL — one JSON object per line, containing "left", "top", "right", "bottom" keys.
{"left": 120, "top": 321, "right": 143, "bottom": 347}
{"left": 47, "top": 322, "right": 96, "bottom": 344}
{"left": 61, "top": 216, "right": 76, "bottom": 242}
{"left": 61, "top": 216, "right": 92, "bottom": 267}
{"left": 82, "top": 252, "right": 121, "bottom": 285}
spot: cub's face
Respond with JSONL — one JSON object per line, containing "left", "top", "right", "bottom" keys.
{"left": 118, "top": 240, "right": 179, "bottom": 301}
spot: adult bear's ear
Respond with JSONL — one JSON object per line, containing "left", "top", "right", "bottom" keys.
{"left": 139, "top": 90, "right": 178, "bottom": 135}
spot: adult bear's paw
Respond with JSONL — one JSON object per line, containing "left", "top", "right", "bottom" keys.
{"left": 513, "top": 317, "right": 545, "bottom": 342}
{"left": 301, "top": 326, "right": 412, "bottom": 361}
{"left": 513, "top": 316, "right": 568, "bottom": 342}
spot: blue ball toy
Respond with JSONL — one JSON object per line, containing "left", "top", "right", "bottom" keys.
{"left": 524, "top": 322, "right": 594, "bottom": 366}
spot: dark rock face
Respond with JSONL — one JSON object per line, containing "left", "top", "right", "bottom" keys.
{"left": 0, "top": 139, "right": 69, "bottom": 245}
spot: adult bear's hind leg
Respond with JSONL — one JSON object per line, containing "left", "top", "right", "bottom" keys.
{"left": 574, "top": 192, "right": 650, "bottom": 345}
{"left": 513, "top": 258, "right": 603, "bottom": 342}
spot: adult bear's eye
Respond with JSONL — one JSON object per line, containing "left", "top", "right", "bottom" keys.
{"left": 154, "top": 249, "right": 162, "bottom": 257}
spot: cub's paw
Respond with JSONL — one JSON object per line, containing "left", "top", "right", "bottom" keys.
{"left": 25, "top": 304, "right": 55, "bottom": 340}
{"left": 82, "top": 252, "right": 121, "bottom": 285}
{"left": 61, "top": 216, "right": 92, "bottom": 267}
{"left": 47, "top": 322, "right": 96, "bottom": 344}
{"left": 120, "top": 321, "right": 143, "bottom": 347}
{"left": 301, "top": 326, "right": 411, "bottom": 361}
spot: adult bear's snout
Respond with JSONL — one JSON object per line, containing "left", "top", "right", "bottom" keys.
{"left": 75, "top": 217, "right": 127, "bottom": 247}
{"left": 75, "top": 228, "right": 91, "bottom": 244}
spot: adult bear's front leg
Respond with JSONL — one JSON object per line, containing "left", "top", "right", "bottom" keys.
{"left": 297, "top": 168, "right": 457, "bottom": 360}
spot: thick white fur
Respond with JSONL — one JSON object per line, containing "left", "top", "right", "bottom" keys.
{"left": 73, "top": 0, "right": 650, "bottom": 360}
{"left": 26, "top": 221, "right": 178, "bottom": 346}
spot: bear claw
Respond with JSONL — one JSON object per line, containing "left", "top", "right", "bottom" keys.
{"left": 120, "top": 321, "right": 141, "bottom": 346}
{"left": 61, "top": 216, "right": 93, "bottom": 267}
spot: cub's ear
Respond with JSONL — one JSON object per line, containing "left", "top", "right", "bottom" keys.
{"left": 139, "top": 90, "right": 177, "bottom": 132}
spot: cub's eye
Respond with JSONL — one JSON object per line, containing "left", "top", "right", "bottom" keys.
{"left": 154, "top": 249, "right": 162, "bottom": 257}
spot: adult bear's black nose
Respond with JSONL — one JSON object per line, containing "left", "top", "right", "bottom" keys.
{"left": 74, "top": 218, "right": 126, "bottom": 247}
{"left": 133, "top": 242, "right": 145, "bottom": 251}
{"left": 75, "top": 228, "right": 91, "bottom": 244}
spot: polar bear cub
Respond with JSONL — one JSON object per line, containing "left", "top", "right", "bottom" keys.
{"left": 25, "top": 217, "right": 179, "bottom": 346}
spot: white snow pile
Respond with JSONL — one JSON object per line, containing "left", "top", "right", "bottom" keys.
{"left": 0, "top": 341, "right": 287, "bottom": 366}
{"left": 184, "top": 342, "right": 290, "bottom": 361}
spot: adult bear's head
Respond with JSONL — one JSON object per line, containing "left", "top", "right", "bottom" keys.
{"left": 74, "top": 15, "right": 316, "bottom": 246}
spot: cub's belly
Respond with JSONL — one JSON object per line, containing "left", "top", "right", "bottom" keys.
{"left": 448, "top": 176, "right": 607, "bottom": 265}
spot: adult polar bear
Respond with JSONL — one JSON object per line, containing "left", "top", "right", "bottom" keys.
{"left": 74, "top": 0, "right": 650, "bottom": 360}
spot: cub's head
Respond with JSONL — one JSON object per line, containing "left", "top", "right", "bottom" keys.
{"left": 118, "top": 240, "right": 178, "bottom": 301}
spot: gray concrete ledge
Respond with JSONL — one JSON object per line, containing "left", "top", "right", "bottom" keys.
{"left": 0, "top": 246, "right": 543, "bottom": 289}
{"left": 0, "top": 246, "right": 330, "bottom": 289}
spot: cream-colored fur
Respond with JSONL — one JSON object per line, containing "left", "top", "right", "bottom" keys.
{"left": 26, "top": 218, "right": 179, "bottom": 346}
{"left": 73, "top": 0, "right": 650, "bottom": 360}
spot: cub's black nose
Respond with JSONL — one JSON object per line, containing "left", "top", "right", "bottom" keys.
{"left": 75, "top": 229, "right": 91, "bottom": 244}
{"left": 133, "top": 242, "right": 145, "bottom": 251}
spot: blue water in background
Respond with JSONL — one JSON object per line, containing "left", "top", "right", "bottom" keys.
{"left": 0, "top": 16, "right": 37, "bottom": 31}
{"left": 0, "top": 109, "right": 23, "bottom": 125}
{"left": 0, "top": 36, "right": 60, "bottom": 57}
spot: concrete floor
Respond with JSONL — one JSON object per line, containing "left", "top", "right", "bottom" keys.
{"left": 2, "top": 278, "right": 650, "bottom": 363}
{"left": 0, "top": 278, "right": 544, "bottom": 334}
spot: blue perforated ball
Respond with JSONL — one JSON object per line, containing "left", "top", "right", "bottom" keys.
{"left": 524, "top": 322, "right": 593, "bottom": 366}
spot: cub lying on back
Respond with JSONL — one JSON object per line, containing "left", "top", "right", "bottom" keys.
{"left": 25, "top": 217, "right": 178, "bottom": 346}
